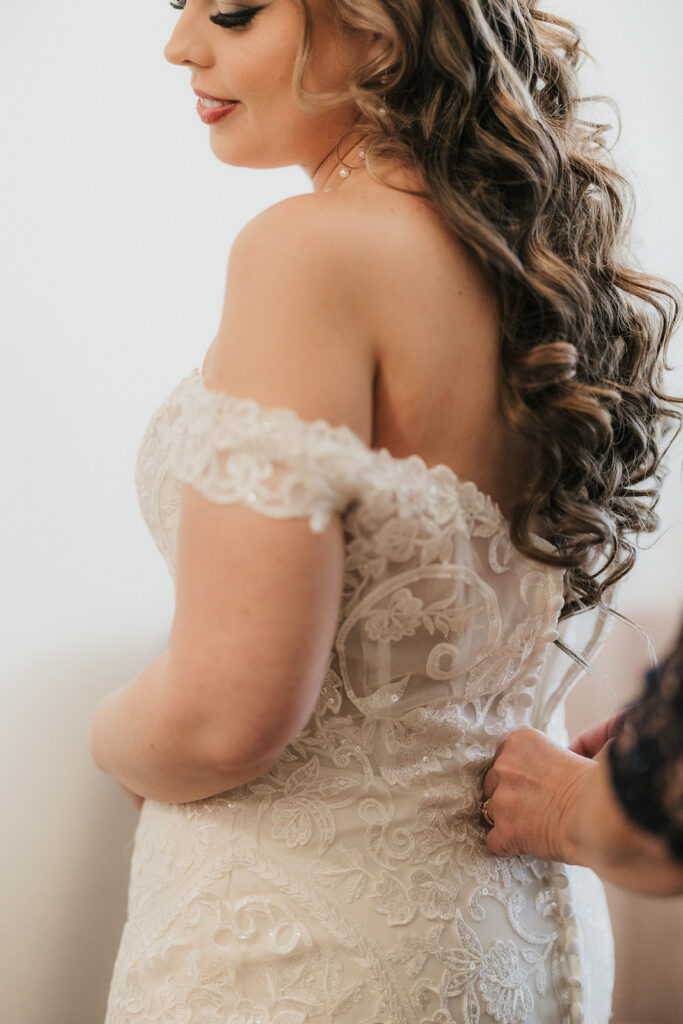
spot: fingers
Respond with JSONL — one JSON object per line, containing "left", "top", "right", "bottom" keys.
{"left": 482, "top": 728, "right": 536, "bottom": 799}
{"left": 482, "top": 732, "right": 512, "bottom": 799}
{"left": 491, "top": 735, "right": 508, "bottom": 763}
{"left": 480, "top": 795, "right": 495, "bottom": 826}
{"left": 482, "top": 766, "right": 497, "bottom": 801}
{"left": 610, "top": 705, "right": 636, "bottom": 737}
{"left": 569, "top": 719, "right": 609, "bottom": 757}
{"left": 484, "top": 820, "right": 516, "bottom": 858}
{"left": 569, "top": 713, "right": 629, "bottom": 758}
{"left": 569, "top": 732, "right": 592, "bottom": 758}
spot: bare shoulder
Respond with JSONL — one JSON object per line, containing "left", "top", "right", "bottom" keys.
{"left": 308, "top": 175, "right": 500, "bottom": 360}
{"left": 234, "top": 193, "right": 330, "bottom": 244}
{"left": 232, "top": 192, "right": 363, "bottom": 270}
{"left": 227, "top": 181, "right": 499, "bottom": 374}
{"left": 232, "top": 188, "right": 433, "bottom": 286}
{"left": 203, "top": 193, "right": 379, "bottom": 445}
{"left": 229, "top": 192, "right": 380, "bottom": 336}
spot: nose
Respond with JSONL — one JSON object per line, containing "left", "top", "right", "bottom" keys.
{"left": 163, "top": 4, "right": 213, "bottom": 68}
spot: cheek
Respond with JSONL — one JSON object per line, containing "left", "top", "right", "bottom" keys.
{"left": 226, "top": 45, "right": 296, "bottom": 105}
{"left": 215, "top": 49, "right": 255, "bottom": 98}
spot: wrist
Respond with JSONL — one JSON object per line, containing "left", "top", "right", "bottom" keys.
{"left": 567, "top": 746, "right": 645, "bottom": 872}
{"left": 568, "top": 747, "right": 683, "bottom": 894}
{"left": 554, "top": 756, "right": 598, "bottom": 866}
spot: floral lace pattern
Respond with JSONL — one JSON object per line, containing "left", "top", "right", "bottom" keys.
{"left": 107, "top": 368, "right": 615, "bottom": 1023}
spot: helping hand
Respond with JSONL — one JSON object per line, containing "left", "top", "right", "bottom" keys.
{"left": 481, "top": 727, "right": 594, "bottom": 862}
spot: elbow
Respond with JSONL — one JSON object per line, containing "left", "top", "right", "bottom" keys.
{"left": 211, "top": 720, "right": 291, "bottom": 777}
{"left": 165, "top": 655, "right": 309, "bottom": 777}
{"left": 173, "top": 693, "right": 293, "bottom": 778}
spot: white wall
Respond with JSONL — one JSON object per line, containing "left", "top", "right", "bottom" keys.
{"left": 1, "top": 2, "right": 680, "bottom": 1021}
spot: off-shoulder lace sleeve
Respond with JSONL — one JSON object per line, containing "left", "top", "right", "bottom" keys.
{"left": 167, "top": 372, "right": 373, "bottom": 534}
{"left": 608, "top": 622, "right": 683, "bottom": 863}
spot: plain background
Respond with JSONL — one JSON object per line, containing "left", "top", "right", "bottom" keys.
{"left": 1, "top": 1, "right": 681, "bottom": 1021}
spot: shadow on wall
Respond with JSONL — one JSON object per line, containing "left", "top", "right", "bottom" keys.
{"left": 40, "top": 784, "right": 138, "bottom": 1024}
{"left": 1, "top": 640, "right": 158, "bottom": 1024}
{"left": 566, "top": 602, "right": 683, "bottom": 1024}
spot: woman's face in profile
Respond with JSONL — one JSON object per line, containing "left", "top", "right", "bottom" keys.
{"left": 163, "top": 0, "right": 377, "bottom": 176}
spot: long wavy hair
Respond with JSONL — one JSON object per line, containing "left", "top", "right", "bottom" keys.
{"left": 289, "top": 0, "right": 682, "bottom": 621}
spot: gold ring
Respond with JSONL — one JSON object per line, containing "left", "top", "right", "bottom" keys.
{"left": 480, "top": 798, "right": 494, "bottom": 828}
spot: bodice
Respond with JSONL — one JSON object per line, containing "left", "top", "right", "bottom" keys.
{"left": 115, "top": 366, "right": 616, "bottom": 1024}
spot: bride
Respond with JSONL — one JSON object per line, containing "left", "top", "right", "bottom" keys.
{"left": 90, "top": 1, "right": 681, "bottom": 1022}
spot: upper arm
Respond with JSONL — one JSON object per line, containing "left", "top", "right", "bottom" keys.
{"left": 166, "top": 197, "right": 377, "bottom": 769}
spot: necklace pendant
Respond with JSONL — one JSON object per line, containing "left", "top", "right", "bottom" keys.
{"left": 339, "top": 167, "right": 350, "bottom": 179}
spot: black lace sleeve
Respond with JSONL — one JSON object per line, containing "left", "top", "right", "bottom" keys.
{"left": 608, "top": 623, "right": 683, "bottom": 864}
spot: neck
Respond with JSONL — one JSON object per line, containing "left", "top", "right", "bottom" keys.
{"left": 312, "top": 126, "right": 368, "bottom": 194}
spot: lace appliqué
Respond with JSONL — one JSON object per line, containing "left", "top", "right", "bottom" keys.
{"left": 165, "top": 370, "right": 372, "bottom": 535}
{"left": 111, "top": 367, "right": 615, "bottom": 1024}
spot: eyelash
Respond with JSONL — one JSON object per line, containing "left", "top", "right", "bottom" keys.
{"left": 168, "top": 1, "right": 260, "bottom": 30}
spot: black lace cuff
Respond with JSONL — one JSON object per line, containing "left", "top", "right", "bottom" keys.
{"left": 608, "top": 624, "right": 683, "bottom": 864}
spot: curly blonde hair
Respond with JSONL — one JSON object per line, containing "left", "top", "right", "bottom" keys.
{"left": 292, "top": 0, "right": 681, "bottom": 621}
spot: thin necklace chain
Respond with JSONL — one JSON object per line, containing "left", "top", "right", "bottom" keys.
{"left": 317, "top": 98, "right": 386, "bottom": 193}
{"left": 321, "top": 146, "right": 367, "bottom": 193}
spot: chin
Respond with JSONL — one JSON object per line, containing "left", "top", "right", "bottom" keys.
{"left": 208, "top": 139, "right": 282, "bottom": 172}
{"left": 208, "top": 137, "right": 244, "bottom": 166}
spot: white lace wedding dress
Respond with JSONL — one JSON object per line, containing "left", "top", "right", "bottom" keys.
{"left": 104, "top": 367, "right": 615, "bottom": 1024}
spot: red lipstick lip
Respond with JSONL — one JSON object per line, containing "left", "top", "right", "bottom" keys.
{"left": 196, "top": 98, "right": 240, "bottom": 125}
{"left": 193, "top": 88, "right": 238, "bottom": 103}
